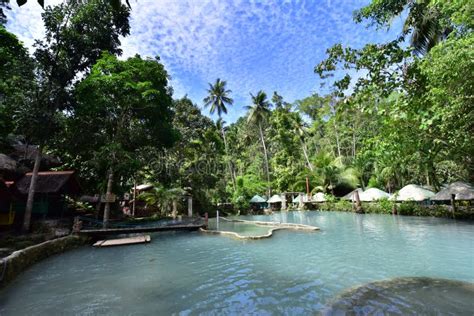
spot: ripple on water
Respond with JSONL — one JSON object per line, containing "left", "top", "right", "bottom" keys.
{"left": 1, "top": 212, "right": 473, "bottom": 315}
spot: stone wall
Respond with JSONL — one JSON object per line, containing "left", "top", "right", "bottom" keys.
{"left": 0, "top": 235, "right": 89, "bottom": 289}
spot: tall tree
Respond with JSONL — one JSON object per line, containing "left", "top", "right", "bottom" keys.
{"left": 246, "top": 90, "right": 272, "bottom": 195}
{"left": 355, "top": 0, "right": 452, "bottom": 55}
{"left": 203, "top": 78, "right": 233, "bottom": 118}
{"left": 18, "top": 0, "right": 130, "bottom": 232}
{"left": 71, "top": 53, "right": 177, "bottom": 227}
{"left": 203, "top": 78, "right": 235, "bottom": 190}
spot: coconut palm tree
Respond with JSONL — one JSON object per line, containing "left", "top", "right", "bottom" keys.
{"left": 404, "top": 2, "right": 452, "bottom": 55}
{"left": 203, "top": 78, "right": 233, "bottom": 118}
{"left": 204, "top": 79, "right": 235, "bottom": 190}
{"left": 290, "top": 114, "right": 313, "bottom": 171}
{"left": 246, "top": 90, "right": 272, "bottom": 195}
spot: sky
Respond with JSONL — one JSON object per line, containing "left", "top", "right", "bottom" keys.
{"left": 5, "top": 0, "right": 403, "bottom": 123}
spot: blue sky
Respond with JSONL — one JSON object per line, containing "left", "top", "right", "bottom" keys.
{"left": 6, "top": 0, "right": 403, "bottom": 123}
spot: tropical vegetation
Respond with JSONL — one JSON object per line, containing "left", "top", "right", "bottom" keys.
{"left": 0, "top": 0, "right": 472, "bottom": 229}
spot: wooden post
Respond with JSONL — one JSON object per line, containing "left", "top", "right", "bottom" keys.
{"left": 450, "top": 194, "right": 456, "bottom": 219}
{"left": 392, "top": 203, "right": 397, "bottom": 215}
{"left": 306, "top": 177, "right": 310, "bottom": 199}
{"left": 187, "top": 196, "right": 193, "bottom": 217}
{"left": 132, "top": 179, "right": 137, "bottom": 217}
{"left": 103, "top": 170, "right": 114, "bottom": 228}
{"left": 172, "top": 200, "right": 178, "bottom": 219}
{"left": 354, "top": 190, "right": 363, "bottom": 213}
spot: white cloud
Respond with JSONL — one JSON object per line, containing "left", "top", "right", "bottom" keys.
{"left": 5, "top": 0, "right": 401, "bottom": 122}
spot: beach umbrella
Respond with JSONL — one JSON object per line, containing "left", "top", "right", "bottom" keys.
{"left": 267, "top": 194, "right": 282, "bottom": 203}
{"left": 392, "top": 184, "right": 435, "bottom": 201}
{"left": 359, "top": 188, "right": 390, "bottom": 202}
{"left": 342, "top": 188, "right": 363, "bottom": 201}
{"left": 431, "top": 182, "right": 474, "bottom": 201}
{"left": 250, "top": 195, "right": 267, "bottom": 203}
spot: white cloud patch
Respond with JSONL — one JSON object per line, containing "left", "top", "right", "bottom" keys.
{"left": 5, "top": 0, "right": 402, "bottom": 122}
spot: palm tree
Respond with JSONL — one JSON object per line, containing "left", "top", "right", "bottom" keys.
{"left": 291, "top": 114, "right": 314, "bottom": 171}
{"left": 138, "top": 184, "right": 184, "bottom": 217}
{"left": 404, "top": 2, "right": 452, "bottom": 55}
{"left": 246, "top": 90, "right": 272, "bottom": 195}
{"left": 203, "top": 79, "right": 235, "bottom": 190}
{"left": 203, "top": 78, "right": 233, "bottom": 117}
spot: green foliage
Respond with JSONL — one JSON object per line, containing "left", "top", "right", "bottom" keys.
{"left": 138, "top": 184, "right": 184, "bottom": 215}
{"left": 69, "top": 53, "right": 177, "bottom": 188}
{"left": 203, "top": 78, "right": 233, "bottom": 118}
{"left": 232, "top": 174, "right": 267, "bottom": 211}
{"left": 0, "top": 28, "right": 35, "bottom": 147}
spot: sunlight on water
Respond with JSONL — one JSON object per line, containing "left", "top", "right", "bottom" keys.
{"left": 1, "top": 211, "right": 473, "bottom": 315}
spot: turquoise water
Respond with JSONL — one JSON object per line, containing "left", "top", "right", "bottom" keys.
{"left": 1, "top": 211, "right": 473, "bottom": 315}
{"left": 207, "top": 218, "right": 275, "bottom": 236}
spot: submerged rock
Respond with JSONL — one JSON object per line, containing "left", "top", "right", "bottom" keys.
{"left": 323, "top": 277, "right": 474, "bottom": 315}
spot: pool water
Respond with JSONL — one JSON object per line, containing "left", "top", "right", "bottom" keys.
{"left": 206, "top": 218, "right": 276, "bottom": 236}
{"left": 1, "top": 211, "right": 473, "bottom": 315}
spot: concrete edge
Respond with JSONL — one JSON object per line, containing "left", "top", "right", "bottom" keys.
{"left": 201, "top": 218, "right": 319, "bottom": 240}
{"left": 0, "top": 235, "right": 90, "bottom": 289}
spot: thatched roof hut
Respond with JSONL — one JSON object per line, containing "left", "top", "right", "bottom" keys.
{"left": 391, "top": 184, "right": 435, "bottom": 201}
{"left": 250, "top": 195, "right": 266, "bottom": 203}
{"left": 431, "top": 182, "right": 474, "bottom": 201}
{"left": 342, "top": 188, "right": 363, "bottom": 201}
{"left": 267, "top": 194, "right": 282, "bottom": 204}
{"left": 15, "top": 171, "right": 81, "bottom": 195}
{"left": 359, "top": 188, "right": 390, "bottom": 202}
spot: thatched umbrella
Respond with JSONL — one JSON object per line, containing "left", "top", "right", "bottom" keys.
{"left": 250, "top": 195, "right": 267, "bottom": 203}
{"left": 391, "top": 184, "right": 435, "bottom": 201}
{"left": 431, "top": 182, "right": 474, "bottom": 201}
{"left": 267, "top": 194, "right": 282, "bottom": 204}
{"left": 342, "top": 188, "right": 363, "bottom": 201}
{"left": 359, "top": 188, "right": 390, "bottom": 202}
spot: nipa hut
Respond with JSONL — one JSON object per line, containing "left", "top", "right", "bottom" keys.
{"left": 13, "top": 171, "right": 81, "bottom": 218}
{"left": 391, "top": 184, "right": 435, "bottom": 202}
{"left": 431, "top": 182, "right": 474, "bottom": 202}
{"left": 359, "top": 188, "right": 390, "bottom": 202}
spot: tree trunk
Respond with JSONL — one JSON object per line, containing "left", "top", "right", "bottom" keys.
{"left": 333, "top": 121, "right": 342, "bottom": 157}
{"left": 22, "top": 145, "right": 43, "bottom": 233}
{"left": 103, "top": 170, "right": 114, "bottom": 228}
{"left": 352, "top": 122, "right": 356, "bottom": 158}
{"left": 221, "top": 128, "right": 236, "bottom": 191}
{"left": 259, "top": 123, "right": 271, "bottom": 196}
{"left": 301, "top": 139, "right": 313, "bottom": 171}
